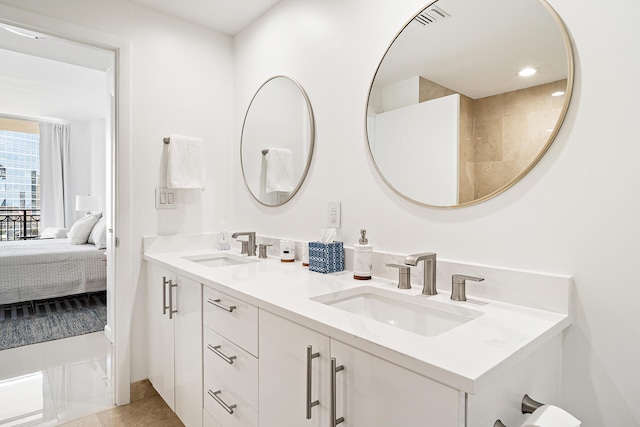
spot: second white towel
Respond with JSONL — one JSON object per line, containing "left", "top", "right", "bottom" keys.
{"left": 167, "top": 134, "right": 206, "bottom": 189}
{"left": 265, "top": 147, "right": 294, "bottom": 193}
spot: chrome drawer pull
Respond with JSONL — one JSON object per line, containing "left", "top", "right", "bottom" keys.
{"left": 331, "top": 357, "right": 345, "bottom": 426}
{"left": 208, "top": 344, "right": 237, "bottom": 365}
{"left": 207, "top": 298, "right": 236, "bottom": 312}
{"left": 306, "top": 345, "right": 320, "bottom": 419}
{"left": 162, "top": 277, "right": 169, "bottom": 315}
{"left": 168, "top": 281, "right": 178, "bottom": 319}
{"left": 208, "top": 389, "right": 237, "bottom": 415}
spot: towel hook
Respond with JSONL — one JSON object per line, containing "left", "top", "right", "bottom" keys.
{"left": 262, "top": 148, "right": 269, "bottom": 155}
{"left": 163, "top": 137, "right": 170, "bottom": 144}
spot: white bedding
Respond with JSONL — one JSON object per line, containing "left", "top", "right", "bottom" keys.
{"left": 0, "top": 238, "right": 106, "bottom": 304}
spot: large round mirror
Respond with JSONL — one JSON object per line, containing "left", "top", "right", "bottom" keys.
{"left": 366, "top": 0, "right": 573, "bottom": 208}
{"left": 241, "top": 76, "right": 315, "bottom": 206}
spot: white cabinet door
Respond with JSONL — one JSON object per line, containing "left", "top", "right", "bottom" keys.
{"left": 174, "top": 275, "right": 203, "bottom": 427}
{"left": 259, "top": 310, "right": 331, "bottom": 426}
{"left": 146, "top": 263, "right": 175, "bottom": 410}
{"left": 331, "top": 339, "right": 462, "bottom": 427}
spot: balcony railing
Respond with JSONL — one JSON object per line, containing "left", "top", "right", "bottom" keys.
{"left": 0, "top": 208, "right": 41, "bottom": 241}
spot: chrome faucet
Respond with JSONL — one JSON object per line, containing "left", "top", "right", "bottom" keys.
{"left": 404, "top": 252, "right": 437, "bottom": 295}
{"left": 231, "top": 231, "right": 256, "bottom": 256}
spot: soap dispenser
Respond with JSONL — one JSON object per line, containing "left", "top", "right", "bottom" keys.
{"left": 353, "top": 229, "right": 373, "bottom": 280}
{"left": 217, "top": 223, "right": 230, "bottom": 250}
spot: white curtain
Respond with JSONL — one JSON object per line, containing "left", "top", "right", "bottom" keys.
{"left": 39, "top": 122, "right": 73, "bottom": 229}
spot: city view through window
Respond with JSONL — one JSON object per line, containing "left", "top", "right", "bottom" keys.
{"left": 0, "top": 128, "right": 41, "bottom": 240}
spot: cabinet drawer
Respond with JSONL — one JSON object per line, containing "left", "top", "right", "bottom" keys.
{"left": 204, "top": 382, "right": 258, "bottom": 427}
{"left": 204, "top": 326, "right": 258, "bottom": 410}
{"left": 203, "top": 286, "right": 258, "bottom": 356}
{"left": 203, "top": 408, "right": 221, "bottom": 427}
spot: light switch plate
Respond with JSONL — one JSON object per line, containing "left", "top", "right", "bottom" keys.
{"left": 156, "top": 187, "right": 177, "bottom": 209}
{"left": 327, "top": 201, "right": 341, "bottom": 228}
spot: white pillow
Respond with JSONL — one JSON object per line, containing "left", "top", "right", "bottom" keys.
{"left": 91, "top": 217, "right": 108, "bottom": 249}
{"left": 88, "top": 216, "right": 102, "bottom": 244}
{"left": 68, "top": 214, "right": 99, "bottom": 245}
{"left": 40, "top": 227, "right": 68, "bottom": 239}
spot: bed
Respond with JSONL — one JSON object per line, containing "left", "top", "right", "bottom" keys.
{"left": 0, "top": 238, "right": 106, "bottom": 305}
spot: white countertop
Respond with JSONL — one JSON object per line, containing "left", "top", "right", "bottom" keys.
{"left": 144, "top": 248, "right": 571, "bottom": 394}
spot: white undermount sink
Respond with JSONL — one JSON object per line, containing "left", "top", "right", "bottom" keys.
{"left": 182, "top": 253, "right": 259, "bottom": 268}
{"left": 312, "top": 286, "right": 482, "bottom": 337}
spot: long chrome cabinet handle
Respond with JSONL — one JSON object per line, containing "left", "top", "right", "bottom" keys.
{"left": 306, "top": 345, "right": 320, "bottom": 419}
{"left": 331, "top": 357, "right": 345, "bottom": 426}
{"left": 207, "top": 298, "right": 236, "bottom": 312}
{"left": 168, "top": 281, "right": 178, "bottom": 319}
{"left": 208, "top": 389, "right": 237, "bottom": 415}
{"left": 208, "top": 344, "right": 237, "bottom": 365}
{"left": 162, "top": 277, "right": 169, "bottom": 315}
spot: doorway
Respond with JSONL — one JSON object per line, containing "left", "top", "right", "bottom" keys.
{"left": 0, "top": 20, "right": 120, "bottom": 424}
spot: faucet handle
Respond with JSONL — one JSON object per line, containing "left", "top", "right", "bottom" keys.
{"left": 239, "top": 240, "right": 249, "bottom": 255}
{"left": 386, "top": 264, "right": 412, "bottom": 290}
{"left": 451, "top": 274, "right": 484, "bottom": 301}
{"left": 258, "top": 243, "right": 272, "bottom": 259}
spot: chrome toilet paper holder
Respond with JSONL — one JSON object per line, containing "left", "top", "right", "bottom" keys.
{"left": 521, "top": 394, "right": 544, "bottom": 414}
{"left": 494, "top": 394, "right": 545, "bottom": 426}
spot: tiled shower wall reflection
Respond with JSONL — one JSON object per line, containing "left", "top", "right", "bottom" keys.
{"left": 420, "top": 77, "right": 568, "bottom": 203}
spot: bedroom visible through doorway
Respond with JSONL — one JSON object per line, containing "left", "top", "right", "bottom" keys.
{"left": 0, "top": 27, "right": 116, "bottom": 351}
{"left": 0, "top": 19, "right": 119, "bottom": 425}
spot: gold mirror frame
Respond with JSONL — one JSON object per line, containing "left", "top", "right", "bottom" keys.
{"left": 365, "top": 0, "right": 574, "bottom": 208}
{"left": 241, "top": 75, "right": 315, "bottom": 207}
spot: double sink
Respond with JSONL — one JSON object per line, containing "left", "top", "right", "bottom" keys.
{"left": 184, "top": 253, "right": 482, "bottom": 338}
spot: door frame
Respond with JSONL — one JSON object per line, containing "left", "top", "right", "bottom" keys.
{"left": 0, "top": 4, "right": 133, "bottom": 405}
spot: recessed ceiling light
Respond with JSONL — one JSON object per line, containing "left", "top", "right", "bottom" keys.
{"left": 551, "top": 91, "right": 565, "bottom": 97}
{"left": 518, "top": 67, "right": 537, "bottom": 77}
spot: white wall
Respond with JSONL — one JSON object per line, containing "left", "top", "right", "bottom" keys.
{"left": 381, "top": 76, "right": 420, "bottom": 111}
{"left": 373, "top": 94, "right": 459, "bottom": 205}
{"left": 0, "top": 0, "right": 235, "bottom": 388}
{"left": 233, "top": 0, "right": 640, "bottom": 425}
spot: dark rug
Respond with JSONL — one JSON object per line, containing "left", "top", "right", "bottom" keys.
{"left": 0, "top": 292, "right": 107, "bottom": 350}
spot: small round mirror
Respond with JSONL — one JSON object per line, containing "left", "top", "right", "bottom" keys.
{"left": 366, "top": 0, "right": 574, "bottom": 207}
{"left": 241, "top": 76, "right": 315, "bottom": 206}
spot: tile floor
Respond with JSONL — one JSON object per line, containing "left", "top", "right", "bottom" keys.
{"left": 0, "top": 332, "right": 183, "bottom": 426}
{"left": 0, "top": 332, "right": 113, "bottom": 426}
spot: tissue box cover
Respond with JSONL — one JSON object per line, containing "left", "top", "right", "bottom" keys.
{"left": 308, "top": 241, "right": 344, "bottom": 274}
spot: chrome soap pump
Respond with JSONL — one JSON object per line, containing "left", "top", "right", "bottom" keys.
{"left": 353, "top": 229, "right": 373, "bottom": 280}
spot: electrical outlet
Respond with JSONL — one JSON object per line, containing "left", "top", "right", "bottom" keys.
{"left": 327, "top": 201, "right": 341, "bottom": 228}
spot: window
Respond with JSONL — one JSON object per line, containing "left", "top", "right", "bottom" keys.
{"left": 0, "top": 118, "right": 40, "bottom": 240}
{"left": 0, "top": 121, "right": 40, "bottom": 209}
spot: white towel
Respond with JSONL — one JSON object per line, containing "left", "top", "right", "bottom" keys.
{"left": 167, "top": 134, "right": 206, "bottom": 189}
{"left": 265, "top": 147, "right": 294, "bottom": 193}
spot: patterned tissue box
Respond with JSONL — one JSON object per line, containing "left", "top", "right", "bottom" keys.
{"left": 308, "top": 241, "right": 345, "bottom": 274}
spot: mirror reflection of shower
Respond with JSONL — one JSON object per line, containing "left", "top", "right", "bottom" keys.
{"left": 366, "top": 0, "right": 573, "bottom": 207}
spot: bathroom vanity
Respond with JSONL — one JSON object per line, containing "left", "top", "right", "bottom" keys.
{"left": 143, "top": 235, "right": 571, "bottom": 427}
